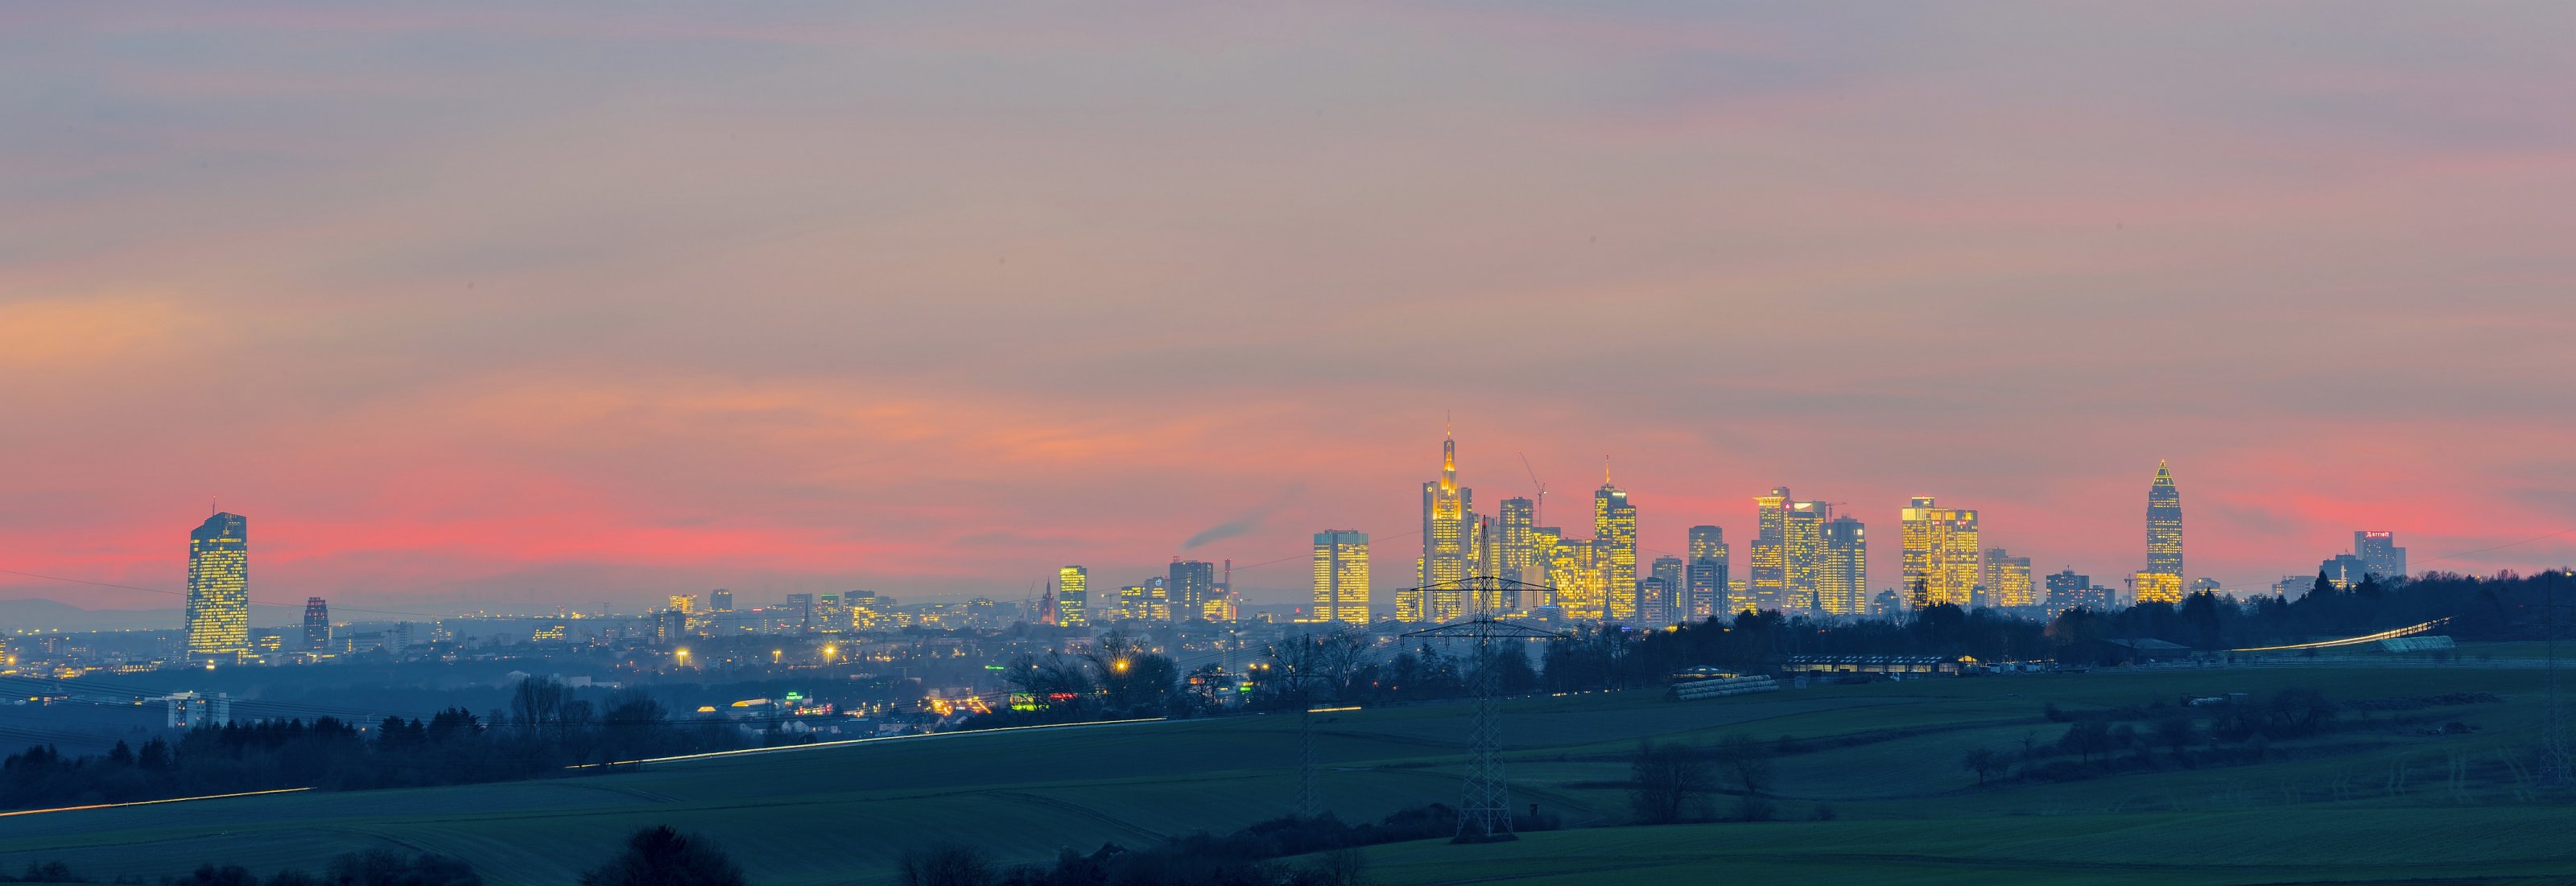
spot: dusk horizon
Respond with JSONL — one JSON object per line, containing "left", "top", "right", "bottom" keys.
{"left": 7, "top": 7, "right": 2576, "bottom": 884}
{"left": 8, "top": 6, "right": 2572, "bottom": 615}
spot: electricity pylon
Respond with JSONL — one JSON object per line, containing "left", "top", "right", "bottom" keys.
{"left": 1402, "top": 575, "right": 1565, "bottom": 843}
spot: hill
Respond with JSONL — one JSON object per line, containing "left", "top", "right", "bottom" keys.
{"left": 3, "top": 664, "right": 2569, "bottom": 884}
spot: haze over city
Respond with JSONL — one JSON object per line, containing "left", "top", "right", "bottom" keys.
{"left": 7, "top": 5, "right": 2574, "bottom": 613}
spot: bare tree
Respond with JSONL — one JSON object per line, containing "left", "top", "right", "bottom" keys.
{"left": 1960, "top": 747, "right": 2007, "bottom": 785}
{"left": 1715, "top": 733, "right": 1775, "bottom": 822}
{"left": 1631, "top": 740, "right": 1717, "bottom": 823}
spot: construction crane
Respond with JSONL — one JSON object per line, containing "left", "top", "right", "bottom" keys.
{"left": 1517, "top": 452, "right": 1548, "bottom": 527}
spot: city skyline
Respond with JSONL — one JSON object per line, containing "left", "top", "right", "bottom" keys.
{"left": 6, "top": 446, "right": 2546, "bottom": 621}
{"left": 6, "top": 5, "right": 2576, "bottom": 612}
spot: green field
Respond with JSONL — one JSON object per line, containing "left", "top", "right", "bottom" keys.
{"left": 5, "top": 665, "right": 2572, "bottom": 884}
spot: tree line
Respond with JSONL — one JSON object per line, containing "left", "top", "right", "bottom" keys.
{"left": 0, "top": 678, "right": 758, "bottom": 811}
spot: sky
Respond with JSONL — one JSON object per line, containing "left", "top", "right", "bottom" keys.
{"left": 5, "top": 2, "right": 2574, "bottom": 616}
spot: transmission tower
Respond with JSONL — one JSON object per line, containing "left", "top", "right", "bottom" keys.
{"left": 2545, "top": 575, "right": 2573, "bottom": 787}
{"left": 1402, "top": 575, "right": 1566, "bottom": 843}
{"left": 1298, "top": 697, "right": 1321, "bottom": 818}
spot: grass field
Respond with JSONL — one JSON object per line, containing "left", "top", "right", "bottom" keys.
{"left": 5, "top": 664, "right": 2571, "bottom": 885}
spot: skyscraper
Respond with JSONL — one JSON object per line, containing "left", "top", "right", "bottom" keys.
{"left": 2355, "top": 531, "right": 2407, "bottom": 581}
{"left": 302, "top": 597, "right": 330, "bottom": 652}
{"left": 1056, "top": 566, "right": 1089, "bottom": 627}
{"left": 1983, "top": 548, "right": 2036, "bottom": 608}
{"left": 185, "top": 512, "right": 250, "bottom": 661}
{"left": 2139, "top": 461, "right": 2186, "bottom": 604}
{"left": 710, "top": 589, "right": 733, "bottom": 612}
{"left": 1547, "top": 541, "right": 1608, "bottom": 620}
{"left": 1169, "top": 559, "right": 1217, "bottom": 620}
{"left": 1899, "top": 497, "right": 1981, "bottom": 609}
{"left": 1781, "top": 501, "right": 1827, "bottom": 611}
{"left": 1685, "top": 525, "right": 1730, "bottom": 620}
{"left": 1647, "top": 555, "right": 1686, "bottom": 625}
{"left": 1312, "top": 530, "right": 1370, "bottom": 624}
{"left": 1817, "top": 516, "right": 1867, "bottom": 616}
{"left": 1419, "top": 432, "right": 1473, "bottom": 594}
{"left": 1498, "top": 497, "right": 1538, "bottom": 587}
{"left": 1594, "top": 477, "right": 1637, "bottom": 621}
{"left": 1749, "top": 488, "right": 1791, "bottom": 610}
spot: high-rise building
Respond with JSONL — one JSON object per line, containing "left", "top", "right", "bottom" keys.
{"left": 710, "top": 589, "right": 733, "bottom": 612}
{"left": 1056, "top": 567, "right": 1089, "bottom": 627}
{"left": 1311, "top": 530, "right": 1370, "bottom": 624}
{"left": 1636, "top": 577, "right": 1674, "bottom": 625}
{"left": 1419, "top": 433, "right": 1474, "bottom": 594}
{"left": 1817, "top": 516, "right": 1868, "bottom": 615}
{"left": 1899, "top": 497, "right": 1981, "bottom": 609}
{"left": 1594, "top": 477, "right": 1637, "bottom": 620}
{"left": 1119, "top": 584, "right": 1148, "bottom": 621}
{"left": 1498, "top": 497, "right": 1538, "bottom": 587}
{"left": 2140, "top": 461, "right": 2185, "bottom": 604}
{"left": 2318, "top": 554, "right": 2371, "bottom": 591}
{"left": 1749, "top": 488, "right": 1792, "bottom": 611}
{"left": 1685, "top": 525, "right": 1730, "bottom": 620}
{"left": 667, "top": 594, "right": 696, "bottom": 615}
{"left": 1169, "top": 559, "right": 1217, "bottom": 620}
{"left": 1523, "top": 526, "right": 1562, "bottom": 612}
{"left": 1983, "top": 548, "right": 2036, "bottom": 608}
{"left": 1647, "top": 556, "right": 1686, "bottom": 624}
{"left": 1547, "top": 541, "right": 1608, "bottom": 620}
{"left": 2355, "top": 531, "right": 2407, "bottom": 581}
{"left": 1781, "top": 501, "right": 1827, "bottom": 611}
{"left": 302, "top": 597, "right": 330, "bottom": 652}
{"left": 185, "top": 512, "right": 251, "bottom": 661}
{"left": 1748, "top": 539, "right": 1785, "bottom": 612}
{"left": 1145, "top": 577, "right": 1171, "bottom": 621}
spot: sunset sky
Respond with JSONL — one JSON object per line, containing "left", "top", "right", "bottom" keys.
{"left": 6, "top": 3, "right": 2574, "bottom": 615}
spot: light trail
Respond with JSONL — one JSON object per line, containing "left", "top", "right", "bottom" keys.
{"left": 2229, "top": 618, "right": 2451, "bottom": 653}
{"left": 0, "top": 787, "right": 312, "bottom": 818}
{"left": 565, "top": 716, "right": 1169, "bottom": 770}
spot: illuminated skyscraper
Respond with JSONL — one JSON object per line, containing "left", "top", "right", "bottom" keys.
{"left": 2355, "top": 531, "right": 2407, "bottom": 581}
{"left": 1817, "top": 516, "right": 1867, "bottom": 616}
{"left": 1594, "top": 477, "right": 1637, "bottom": 621}
{"left": 1169, "top": 559, "right": 1217, "bottom": 620}
{"left": 1899, "top": 497, "right": 1981, "bottom": 609}
{"left": 1312, "top": 530, "right": 1371, "bottom": 624}
{"left": 1781, "top": 501, "right": 1827, "bottom": 611}
{"left": 1686, "top": 525, "right": 1730, "bottom": 619}
{"left": 1983, "top": 548, "right": 2035, "bottom": 608}
{"left": 185, "top": 512, "right": 250, "bottom": 661}
{"left": 1056, "top": 566, "right": 1089, "bottom": 627}
{"left": 2139, "top": 462, "right": 2185, "bottom": 604}
{"left": 1419, "top": 432, "right": 1474, "bottom": 593}
{"left": 1547, "top": 542, "right": 1607, "bottom": 620}
{"left": 302, "top": 597, "right": 330, "bottom": 652}
{"left": 1646, "top": 555, "right": 1686, "bottom": 625}
{"left": 1498, "top": 497, "right": 1538, "bottom": 587}
{"left": 1523, "top": 526, "right": 1562, "bottom": 612}
{"left": 1119, "top": 584, "right": 1147, "bottom": 621}
{"left": 667, "top": 594, "right": 696, "bottom": 615}
{"left": 1749, "top": 488, "right": 1791, "bottom": 610}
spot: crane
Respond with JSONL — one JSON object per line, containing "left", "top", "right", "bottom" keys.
{"left": 1517, "top": 451, "right": 1548, "bottom": 527}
